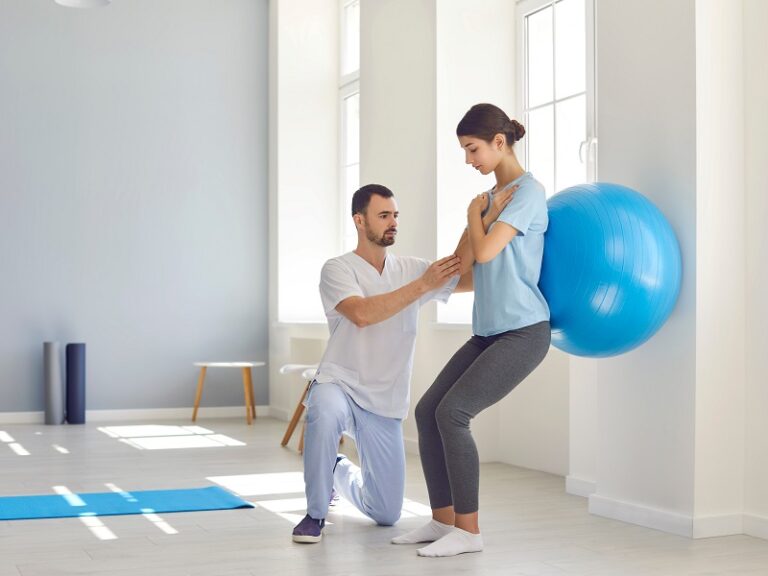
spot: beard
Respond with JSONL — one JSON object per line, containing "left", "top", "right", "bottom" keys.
{"left": 365, "top": 226, "right": 397, "bottom": 247}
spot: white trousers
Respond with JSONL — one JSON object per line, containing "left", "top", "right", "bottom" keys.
{"left": 303, "top": 382, "right": 405, "bottom": 525}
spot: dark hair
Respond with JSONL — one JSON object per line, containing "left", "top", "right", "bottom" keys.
{"left": 351, "top": 184, "right": 394, "bottom": 216}
{"left": 456, "top": 103, "right": 525, "bottom": 146}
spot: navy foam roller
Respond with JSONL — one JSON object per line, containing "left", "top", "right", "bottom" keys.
{"left": 66, "top": 343, "right": 86, "bottom": 424}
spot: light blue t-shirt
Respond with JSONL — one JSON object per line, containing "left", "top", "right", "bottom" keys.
{"left": 472, "top": 171, "right": 550, "bottom": 337}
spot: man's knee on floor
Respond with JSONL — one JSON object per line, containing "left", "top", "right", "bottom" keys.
{"left": 370, "top": 503, "right": 402, "bottom": 527}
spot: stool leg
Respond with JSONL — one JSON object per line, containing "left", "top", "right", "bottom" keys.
{"left": 192, "top": 367, "right": 207, "bottom": 422}
{"left": 241, "top": 368, "right": 253, "bottom": 425}
{"left": 281, "top": 381, "right": 310, "bottom": 447}
{"left": 245, "top": 367, "right": 256, "bottom": 420}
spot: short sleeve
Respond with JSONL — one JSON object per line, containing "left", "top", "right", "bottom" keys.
{"left": 495, "top": 183, "right": 542, "bottom": 237}
{"left": 420, "top": 274, "right": 459, "bottom": 305}
{"left": 319, "top": 259, "right": 364, "bottom": 315}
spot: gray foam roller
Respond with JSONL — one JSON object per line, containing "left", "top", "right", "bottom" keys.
{"left": 44, "top": 342, "right": 65, "bottom": 425}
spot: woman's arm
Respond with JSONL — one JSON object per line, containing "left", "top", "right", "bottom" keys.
{"left": 453, "top": 185, "right": 517, "bottom": 275}
{"left": 466, "top": 189, "right": 520, "bottom": 263}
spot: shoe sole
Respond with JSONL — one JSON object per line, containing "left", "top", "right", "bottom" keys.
{"left": 292, "top": 534, "right": 322, "bottom": 543}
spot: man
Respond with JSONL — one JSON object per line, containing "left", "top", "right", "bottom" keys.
{"left": 292, "top": 183, "right": 469, "bottom": 543}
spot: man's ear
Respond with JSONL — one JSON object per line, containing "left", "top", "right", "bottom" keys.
{"left": 353, "top": 213, "right": 364, "bottom": 229}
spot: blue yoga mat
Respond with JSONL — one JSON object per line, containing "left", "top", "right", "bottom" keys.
{"left": 0, "top": 486, "right": 253, "bottom": 521}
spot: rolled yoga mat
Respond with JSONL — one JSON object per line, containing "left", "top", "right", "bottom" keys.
{"left": 43, "top": 342, "right": 65, "bottom": 425}
{"left": 65, "top": 343, "right": 86, "bottom": 424}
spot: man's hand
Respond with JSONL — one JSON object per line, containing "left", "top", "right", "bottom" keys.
{"left": 419, "top": 255, "right": 461, "bottom": 292}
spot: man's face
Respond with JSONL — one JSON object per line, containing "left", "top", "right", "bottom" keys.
{"left": 359, "top": 194, "right": 399, "bottom": 247}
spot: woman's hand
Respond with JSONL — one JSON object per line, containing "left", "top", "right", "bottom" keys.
{"left": 486, "top": 184, "right": 518, "bottom": 223}
{"left": 468, "top": 193, "right": 488, "bottom": 219}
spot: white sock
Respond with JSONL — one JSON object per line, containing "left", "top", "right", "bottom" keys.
{"left": 416, "top": 527, "right": 483, "bottom": 557}
{"left": 391, "top": 519, "right": 454, "bottom": 544}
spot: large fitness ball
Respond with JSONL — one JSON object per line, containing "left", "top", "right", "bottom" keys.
{"left": 539, "top": 182, "right": 682, "bottom": 357}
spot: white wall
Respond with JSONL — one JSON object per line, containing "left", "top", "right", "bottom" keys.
{"left": 567, "top": 357, "right": 598, "bottom": 496}
{"left": 744, "top": 0, "right": 768, "bottom": 539}
{"left": 589, "top": 0, "right": 698, "bottom": 535}
{"left": 0, "top": 0, "right": 269, "bottom": 412}
{"left": 578, "top": 0, "right": 766, "bottom": 540}
{"left": 693, "top": 0, "right": 746, "bottom": 538}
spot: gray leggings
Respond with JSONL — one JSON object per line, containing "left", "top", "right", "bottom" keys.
{"left": 415, "top": 321, "right": 551, "bottom": 514}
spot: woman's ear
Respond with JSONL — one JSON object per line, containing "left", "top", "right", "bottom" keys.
{"left": 495, "top": 134, "right": 506, "bottom": 150}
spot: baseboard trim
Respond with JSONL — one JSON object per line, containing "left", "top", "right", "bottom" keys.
{"left": 0, "top": 406, "right": 271, "bottom": 424}
{"left": 589, "top": 493, "right": 693, "bottom": 537}
{"left": 744, "top": 513, "right": 768, "bottom": 540}
{"left": 566, "top": 475, "right": 597, "bottom": 498}
{"left": 692, "top": 514, "right": 744, "bottom": 538}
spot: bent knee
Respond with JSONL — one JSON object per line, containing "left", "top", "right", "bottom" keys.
{"left": 371, "top": 506, "right": 401, "bottom": 527}
{"left": 435, "top": 401, "right": 470, "bottom": 430}
{"left": 415, "top": 397, "right": 437, "bottom": 430}
{"left": 306, "top": 400, "right": 346, "bottom": 430}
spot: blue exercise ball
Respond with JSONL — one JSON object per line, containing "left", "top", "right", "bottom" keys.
{"left": 539, "top": 182, "right": 682, "bottom": 357}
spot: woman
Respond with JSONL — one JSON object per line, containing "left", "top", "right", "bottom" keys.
{"left": 392, "top": 103, "right": 551, "bottom": 557}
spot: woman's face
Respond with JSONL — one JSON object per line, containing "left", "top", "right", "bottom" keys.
{"left": 458, "top": 135, "right": 504, "bottom": 175}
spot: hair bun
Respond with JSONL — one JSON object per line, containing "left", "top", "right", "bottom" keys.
{"left": 509, "top": 119, "right": 526, "bottom": 142}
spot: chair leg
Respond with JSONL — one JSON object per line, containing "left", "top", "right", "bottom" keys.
{"left": 281, "top": 381, "right": 311, "bottom": 447}
{"left": 192, "top": 366, "right": 207, "bottom": 422}
{"left": 241, "top": 368, "right": 253, "bottom": 425}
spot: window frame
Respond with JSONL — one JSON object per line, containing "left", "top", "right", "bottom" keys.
{"left": 339, "top": 0, "right": 360, "bottom": 253}
{"left": 516, "top": 0, "right": 597, "bottom": 194}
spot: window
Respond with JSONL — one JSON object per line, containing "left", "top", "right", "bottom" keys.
{"left": 340, "top": 0, "right": 360, "bottom": 252}
{"left": 519, "top": 0, "right": 596, "bottom": 197}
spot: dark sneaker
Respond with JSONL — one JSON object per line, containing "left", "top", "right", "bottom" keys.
{"left": 292, "top": 514, "right": 325, "bottom": 543}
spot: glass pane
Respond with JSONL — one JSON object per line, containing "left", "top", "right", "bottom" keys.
{"left": 526, "top": 6, "right": 553, "bottom": 108}
{"left": 344, "top": 92, "right": 359, "bottom": 166}
{"left": 555, "top": 94, "right": 586, "bottom": 191}
{"left": 526, "top": 105, "right": 555, "bottom": 197}
{"left": 342, "top": 1, "right": 360, "bottom": 76}
{"left": 344, "top": 164, "right": 359, "bottom": 251}
{"left": 555, "top": 0, "right": 586, "bottom": 99}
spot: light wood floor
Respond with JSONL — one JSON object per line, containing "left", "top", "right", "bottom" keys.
{"left": 1, "top": 417, "right": 766, "bottom": 576}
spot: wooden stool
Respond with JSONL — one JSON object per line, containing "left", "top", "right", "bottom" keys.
{"left": 192, "top": 361, "right": 265, "bottom": 425}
